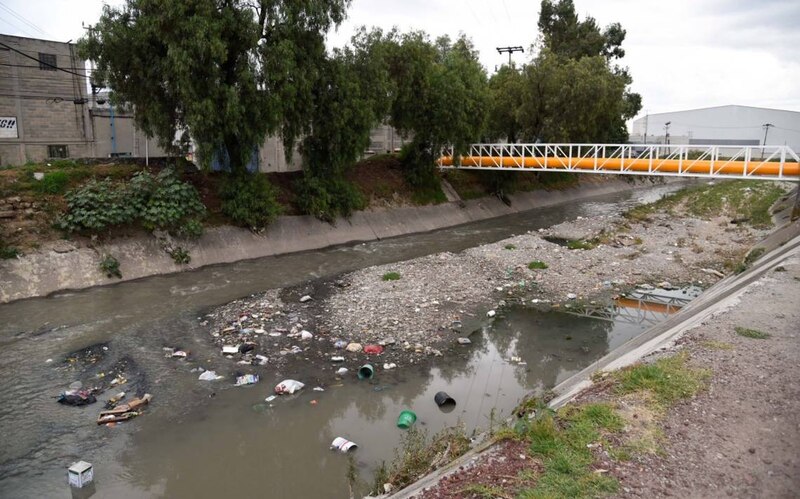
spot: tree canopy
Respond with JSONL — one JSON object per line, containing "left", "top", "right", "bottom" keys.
{"left": 80, "top": 0, "right": 643, "bottom": 222}
{"left": 80, "top": 0, "right": 350, "bottom": 173}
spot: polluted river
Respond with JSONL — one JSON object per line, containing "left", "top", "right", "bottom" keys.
{"left": 0, "top": 183, "right": 694, "bottom": 498}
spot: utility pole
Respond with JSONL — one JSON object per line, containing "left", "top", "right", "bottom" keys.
{"left": 643, "top": 112, "right": 649, "bottom": 144}
{"left": 761, "top": 123, "right": 774, "bottom": 159}
{"left": 496, "top": 46, "right": 524, "bottom": 66}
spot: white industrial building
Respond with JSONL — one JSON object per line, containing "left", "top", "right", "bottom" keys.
{"left": 630, "top": 105, "right": 800, "bottom": 152}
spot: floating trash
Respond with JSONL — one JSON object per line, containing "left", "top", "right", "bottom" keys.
{"left": 330, "top": 437, "right": 358, "bottom": 452}
{"left": 235, "top": 374, "right": 259, "bottom": 386}
{"left": 274, "top": 379, "right": 304, "bottom": 394}
{"left": 358, "top": 364, "right": 375, "bottom": 380}
{"left": 397, "top": 410, "right": 417, "bottom": 429}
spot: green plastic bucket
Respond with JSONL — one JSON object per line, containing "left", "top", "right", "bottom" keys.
{"left": 397, "top": 410, "right": 417, "bottom": 429}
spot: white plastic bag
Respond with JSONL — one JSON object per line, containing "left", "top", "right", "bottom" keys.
{"left": 199, "top": 370, "right": 223, "bottom": 381}
{"left": 274, "top": 379, "right": 305, "bottom": 394}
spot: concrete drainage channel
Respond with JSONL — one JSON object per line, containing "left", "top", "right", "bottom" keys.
{"left": 387, "top": 220, "right": 800, "bottom": 498}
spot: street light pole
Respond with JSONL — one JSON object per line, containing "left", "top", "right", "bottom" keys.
{"left": 761, "top": 123, "right": 774, "bottom": 159}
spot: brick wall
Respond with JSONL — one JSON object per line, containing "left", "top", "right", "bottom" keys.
{"left": 0, "top": 34, "right": 92, "bottom": 165}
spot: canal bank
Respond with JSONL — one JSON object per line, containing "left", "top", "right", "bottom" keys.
{"left": 0, "top": 181, "right": 792, "bottom": 498}
{"left": 0, "top": 177, "right": 644, "bottom": 303}
{"left": 387, "top": 210, "right": 800, "bottom": 498}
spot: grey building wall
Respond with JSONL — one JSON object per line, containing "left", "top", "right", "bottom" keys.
{"left": 90, "top": 109, "right": 169, "bottom": 159}
{"left": 630, "top": 105, "right": 800, "bottom": 151}
{"left": 368, "top": 124, "right": 410, "bottom": 154}
{"left": 258, "top": 135, "right": 303, "bottom": 172}
{"left": 0, "top": 34, "right": 93, "bottom": 165}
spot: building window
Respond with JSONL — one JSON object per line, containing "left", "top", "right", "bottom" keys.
{"left": 39, "top": 53, "right": 57, "bottom": 71}
{"left": 48, "top": 145, "right": 68, "bottom": 158}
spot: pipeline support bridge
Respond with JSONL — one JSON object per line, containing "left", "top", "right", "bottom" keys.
{"left": 438, "top": 143, "right": 800, "bottom": 181}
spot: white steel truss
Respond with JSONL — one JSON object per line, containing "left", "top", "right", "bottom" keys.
{"left": 563, "top": 291, "right": 693, "bottom": 327}
{"left": 438, "top": 143, "right": 800, "bottom": 181}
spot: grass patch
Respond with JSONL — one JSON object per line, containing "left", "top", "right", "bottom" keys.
{"left": 464, "top": 353, "right": 713, "bottom": 497}
{"left": 623, "top": 181, "right": 788, "bottom": 228}
{"left": 700, "top": 340, "right": 734, "bottom": 351}
{"left": 505, "top": 244, "right": 516, "bottom": 250}
{"left": 374, "top": 426, "right": 470, "bottom": 494}
{"left": 528, "top": 260, "right": 548, "bottom": 270}
{"left": 0, "top": 244, "right": 20, "bottom": 259}
{"left": 382, "top": 271, "right": 401, "bottom": 281}
{"left": 734, "top": 326, "right": 770, "bottom": 339}
{"left": 34, "top": 171, "right": 70, "bottom": 194}
{"left": 610, "top": 352, "right": 710, "bottom": 406}
{"left": 743, "top": 247, "right": 765, "bottom": 266}
{"left": 566, "top": 239, "right": 596, "bottom": 250}
{"left": 516, "top": 403, "right": 624, "bottom": 498}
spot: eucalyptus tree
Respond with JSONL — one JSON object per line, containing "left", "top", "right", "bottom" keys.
{"left": 80, "top": 0, "right": 350, "bottom": 174}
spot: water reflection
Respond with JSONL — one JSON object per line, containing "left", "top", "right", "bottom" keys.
{"left": 0, "top": 183, "right": 690, "bottom": 497}
{"left": 107, "top": 306, "right": 663, "bottom": 498}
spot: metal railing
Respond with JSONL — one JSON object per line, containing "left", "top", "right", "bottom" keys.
{"left": 438, "top": 143, "right": 800, "bottom": 180}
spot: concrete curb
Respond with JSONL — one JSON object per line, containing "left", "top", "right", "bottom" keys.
{"left": 0, "top": 179, "right": 638, "bottom": 303}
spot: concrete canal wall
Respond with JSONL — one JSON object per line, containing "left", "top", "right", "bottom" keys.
{"left": 0, "top": 178, "right": 640, "bottom": 303}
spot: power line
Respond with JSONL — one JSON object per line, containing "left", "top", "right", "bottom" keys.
{"left": 0, "top": 12, "right": 36, "bottom": 38}
{"left": 0, "top": 62, "right": 93, "bottom": 72}
{"left": 0, "top": 41, "right": 89, "bottom": 78}
{"left": 501, "top": 0, "right": 512, "bottom": 23}
{"left": 0, "top": 2, "right": 50, "bottom": 37}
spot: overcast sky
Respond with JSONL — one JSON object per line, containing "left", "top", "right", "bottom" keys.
{"left": 2, "top": 0, "right": 799, "bottom": 117}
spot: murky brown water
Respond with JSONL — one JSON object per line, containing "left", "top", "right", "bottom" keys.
{"left": 0, "top": 184, "right": 685, "bottom": 498}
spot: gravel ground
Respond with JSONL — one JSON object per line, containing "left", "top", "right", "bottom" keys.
{"left": 410, "top": 246, "right": 800, "bottom": 499}
{"left": 198, "top": 195, "right": 771, "bottom": 379}
{"left": 611, "top": 255, "right": 800, "bottom": 498}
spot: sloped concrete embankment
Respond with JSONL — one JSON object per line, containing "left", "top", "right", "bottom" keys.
{"left": 0, "top": 179, "right": 637, "bottom": 303}
{"left": 388, "top": 217, "right": 800, "bottom": 499}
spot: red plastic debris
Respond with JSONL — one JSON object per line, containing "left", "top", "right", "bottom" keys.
{"left": 364, "top": 344, "right": 384, "bottom": 355}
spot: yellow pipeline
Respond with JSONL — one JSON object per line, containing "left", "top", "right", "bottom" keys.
{"left": 616, "top": 297, "right": 680, "bottom": 314}
{"left": 439, "top": 156, "right": 800, "bottom": 177}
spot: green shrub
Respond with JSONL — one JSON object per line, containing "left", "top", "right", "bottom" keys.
{"left": 528, "top": 260, "right": 548, "bottom": 270}
{"left": 137, "top": 170, "right": 205, "bottom": 231}
{"left": 58, "top": 168, "right": 205, "bottom": 235}
{"left": 51, "top": 159, "right": 79, "bottom": 168}
{"left": 169, "top": 246, "right": 191, "bottom": 265}
{"left": 294, "top": 175, "right": 365, "bottom": 222}
{"left": 99, "top": 254, "right": 121, "bottom": 278}
{"left": 382, "top": 271, "right": 401, "bottom": 281}
{"left": 35, "top": 171, "right": 70, "bottom": 194}
{"left": 0, "top": 245, "right": 20, "bottom": 259}
{"left": 219, "top": 173, "right": 282, "bottom": 230}
{"left": 58, "top": 178, "right": 134, "bottom": 232}
{"left": 176, "top": 219, "right": 204, "bottom": 239}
